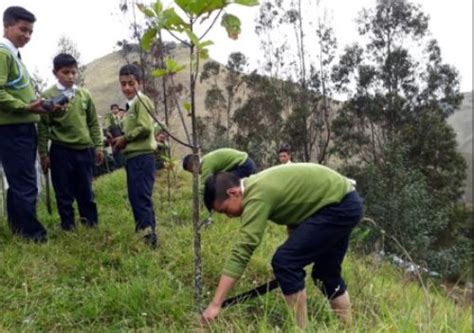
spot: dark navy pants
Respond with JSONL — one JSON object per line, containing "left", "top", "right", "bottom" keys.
{"left": 0, "top": 124, "right": 47, "bottom": 239}
{"left": 50, "top": 144, "right": 98, "bottom": 230}
{"left": 271, "top": 190, "right": 363, "bottom": 299}
{"left": 230, "top": 157, "right": 257, "bottom": 179}
{"left": 126, "top": 153, "right": 156, "bottom": 231}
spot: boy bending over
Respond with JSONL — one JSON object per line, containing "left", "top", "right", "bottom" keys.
{"left": 201, "top": 163, "right": 363, "bottom": 328}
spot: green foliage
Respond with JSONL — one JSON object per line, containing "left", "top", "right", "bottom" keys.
{"left": 0, "top": 171, "right": 470, "bottom": 331}
{"left": 343, "top": 143, "right": 471, "bottom": 280}
{"left": 221, "top": 14, "right": 241, "bottom": 40}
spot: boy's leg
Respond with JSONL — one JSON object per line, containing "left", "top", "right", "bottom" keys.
{"left": 72, "top": 148, "right": 98, "bottom": 227}
{"left": 272, "top": 191, "right": 363, "bottom": 327}
{"left": 284, "top": 288, "right": 308, "bottom": 328}
{"left": 311, "top": 234, "right": 352, "bottom": 325}
{"left": 126, "top": 154, "right": 156, "bottom": 232}
{"left": 0, "top": 124, "right": 47, "bottom": 241}
{"left": 50, "top": 144, "right": 76, "bottom": 230}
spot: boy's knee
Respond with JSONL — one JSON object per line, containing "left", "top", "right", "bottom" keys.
{"left": 271, "top": 249, "right": 286, "bottom": 271}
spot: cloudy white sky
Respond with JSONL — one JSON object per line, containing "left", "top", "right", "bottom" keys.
{"left": 1, "top": 0, "right": 472, "bottom": 93}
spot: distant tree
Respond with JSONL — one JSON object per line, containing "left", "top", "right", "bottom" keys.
{"left": 199, "top": 52, "right": 248, "bottom": 149}
{"left": 233, "top": 71, "right": 284, "bottom": 167}
{"left": 254, "top": 0, "right": 338, "bottom": 163}
{"left": 56, "top": 35, "right": 85, "bottom": 85}
{"left": 331, "top": 0, "right": 465, "bottom": 204}
{"left": 331, "top": 0, "right": 467, "bottom": 277}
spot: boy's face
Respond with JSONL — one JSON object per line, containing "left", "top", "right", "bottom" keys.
{"left": 278, "top": 152, "right": 290, "bottom": 164}
{"left": 119, "top": 74, "right": 141, "bottom": 100}
{"left": 111, "top": 106, "right": 119, "bottom": 114}
{"left": 4, "top": 20, "right": 34, "bottom": 48}
{"left": 54, "top": 66, "right": 78, "bottom": 88}
{"left": 156, "top": 133, "right": 167, "bottom": 143}
{"left": 213, "top": 187, "right": 243, "bottom": 218}
{"left": 118, "top": 110, "right": 125, "bottom": 118}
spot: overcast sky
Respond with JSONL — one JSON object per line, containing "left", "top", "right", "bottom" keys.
{"left": 1, "top": 0, "right": 472, "bottom": 93}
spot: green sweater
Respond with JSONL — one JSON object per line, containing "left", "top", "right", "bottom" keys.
{"left": 122, "top": 93, "right": 157, "bottom": 159}
{"left": 103, "top": 112, "right": 121, "bottom": 130}
{"left": 38, "top": 85, "right": 102, "bottom": 155}
{"left": 222, "top": 163, "right": 353, "bottom": 279}
{"left": 0, "top": 44, "right": 39, "bottom": 125}
{"left": 200, "top": 148, "right": 248, "bottom": 184}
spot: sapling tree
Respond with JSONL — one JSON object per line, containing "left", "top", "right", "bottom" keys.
{"left": 137, "top": 0, "right": 258, "bottom": 307}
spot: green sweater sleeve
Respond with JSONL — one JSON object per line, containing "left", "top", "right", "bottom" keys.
{"left": 222, "top": 200, "right": 270, "bottom": 279}
{"left": 37, "top": 114, "right": 50, "bottom": 156}
{"left": 124, "top": 102, "right": 151, "bottom": 143}
{"left": 84, "top": 91, "right": 102, "bottom": 149}
{"left": 0, "top": 53, "right": 28, "bottom": 112}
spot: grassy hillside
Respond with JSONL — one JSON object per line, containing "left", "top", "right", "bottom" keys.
{"left": 0, "top": 171, "right": 470, "bottom": 332}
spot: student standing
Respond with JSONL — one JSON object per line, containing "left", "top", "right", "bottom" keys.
{"left": 0, "top": 6, "right": 48, "bottom": 242}
{"left": 38, "top": 53, "right": 103, "bottom": 231}
{"left": 112, "top": 64, "right": 158, "bottom": 248}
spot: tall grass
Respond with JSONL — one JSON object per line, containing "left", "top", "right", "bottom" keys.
{"left": 0, "top": 170, "right": 470, "bottom": 332}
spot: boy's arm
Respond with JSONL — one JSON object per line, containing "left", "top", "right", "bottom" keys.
{"left": 222, "top": 200, "right": 270, "bottom": 279}
{"left": 201, "top": 275, "right": 237, "bottom": 323}
{"left": 0, "top": 54, "right": 29, "bottom": 112}
{"left": 37, "top": 115, "right": 50, "bottom": 157}
{"left": 124, "top": 101, "right": 152, "bottom": 142}
{"left": 85, "top": 92, "right": 103, "bottom": 149}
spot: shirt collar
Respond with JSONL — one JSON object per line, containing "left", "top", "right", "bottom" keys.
{"left": 0, "top": 37, "right": 19, "bottom": 57}
{"left": 126, "top": 94, "right": 139, "bottom": 110}
{"left": 55, "top": 82, "right": 77, "bottom": 97}
{"left": 240, "top": 179, "right": 245, "bottom": 196}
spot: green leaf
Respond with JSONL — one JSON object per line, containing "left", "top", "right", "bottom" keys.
{"left": 141, "top": 27, "right": 157, "bottom": 51}
{"left": 221, "top": 14, "right": 241, "bottom": 40}
{"left": 183, "top": 102, "right": 191, "bottom": 113}
{"left": 199, "top": 48, "right": 209, "bottom": 60}
{"left": 176, "top": 0, "right": 226, "bottom": 16}
{"left": 199, "top": 40, "right": 214, "bottom": 48}
{"left": 165, "top": 57, "right": 186, "bottom": 74}
{"left": 233, "top": 0, "right": 259, "bottom": 6}
{"left": 151, "top": 68, "right": 168, "bottom": 77}
{"left": 184, "top": 29, "right": 200, "bottom": 46}
{"left": 161, "top": 8, "right": 188, "bottom": 32}
{"left": 153, "top": 1, "right": 163, "bottom": 15}
{"left": 136, "top": 3, "right": 156, "bottom": 18}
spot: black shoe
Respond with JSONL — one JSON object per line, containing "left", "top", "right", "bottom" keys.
{"left": 24, "top": 231, "right": 48, "bottom": 243}
{"left": 144, "top": 232, "right": 158, "bottom": 249}
{"left": 80, "top": 217, "right": 98, "bottom": 228}
{"left": 60, "top": 223, "right": 75, "bottom": 232}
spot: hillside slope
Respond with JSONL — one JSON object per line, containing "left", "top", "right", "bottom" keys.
{"left": 0, "top": 171, "right": 470, "bottom": 332}
{"left": 448, "top": 91, "right": 473, "bottom": 202}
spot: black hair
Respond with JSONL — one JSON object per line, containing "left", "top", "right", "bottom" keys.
{"left": 110, "top": 104, "right": 119, "bottom": 109}
{"left": 278, "top": 144, "right": 291, "bottom": 154}
{"left": 3, "top": 6, "right": 36, "bottom": 27}
{"left": 53, "top": 53, "right": 78, "bottom": 71}
{"left": 182, "top": 154, "right": 194, "bottom": 172}
{"left": 119, "top": 64, "right": 143, "bottom": 81}
{"left": 203, "top": 172, "right": 240, "bottom": 212}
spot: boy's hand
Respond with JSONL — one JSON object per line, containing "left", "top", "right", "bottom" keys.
{"left": 111, "top": 136, "right": 127, "bottom": 151}
{"left": 27, "top": 99, "right": 48, "bottom": 114}
{"left": 200, "top": 303, "right": 221, "bottom": 325}
{"left": 95, "top": 150, "right": 104, "bottom": 166}
{"left": 40, "top": 155, "right": 50, "bottom": 174}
